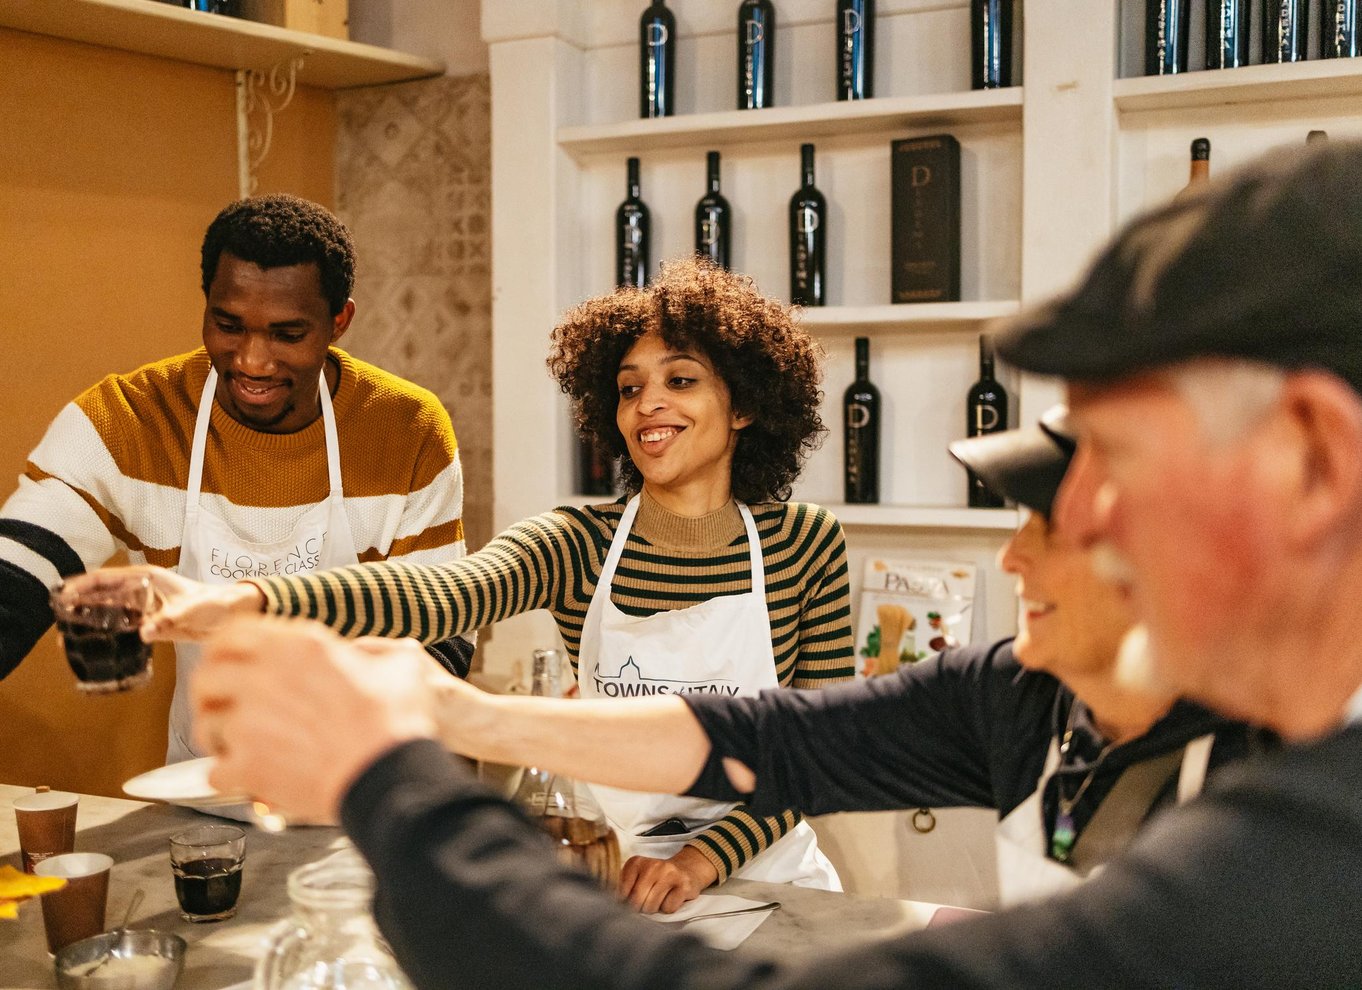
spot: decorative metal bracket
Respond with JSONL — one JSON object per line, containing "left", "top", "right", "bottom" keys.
{"left": 235, "top": 53, "right": 309, "bottom": 198}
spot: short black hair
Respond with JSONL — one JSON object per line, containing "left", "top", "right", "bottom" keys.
{"left": 200, "top": 194, "right": 356, "bottom": 316}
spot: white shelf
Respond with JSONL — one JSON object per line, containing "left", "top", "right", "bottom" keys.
{"left": 826, "top": 504, "right": 1020, "bottom": 531}
{"left": 797, "top": 301, "right": 1020, "bottom": 334}
{"left": 552, "top": 496, "right": 1018, "bottom": 533}
{"left": 1114, "top": 59, "right": 1362, "bottom": 112}
{"left": 557, "top": 88, "right": 1023, "bottom": 156}
{"left": 1, "top": 0, "right": 446, "bottom": 90}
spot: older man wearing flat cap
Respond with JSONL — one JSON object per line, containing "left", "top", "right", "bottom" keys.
{"left": 186, "top": 143, "right": 1362, "bottom": 988}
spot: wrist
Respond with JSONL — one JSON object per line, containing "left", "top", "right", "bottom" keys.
{"left": 233, "top": 581, "right": 268, "bottom": 614}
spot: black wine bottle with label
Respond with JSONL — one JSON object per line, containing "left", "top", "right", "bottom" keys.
{"left": 1146, "top": 0, "right": 1191, "bottom": 75}
{"left": 1206, "top": 0, "right": 1251, "bottom": 69}
{"left": 695, "top": 151, "right": 731, "bottom": 270}
{"left": 836, "top": 0, "right": 874, "bottom": 100}
{"left": 1322, "top": 0, "right": 1361, "bottom": 59}
{"left": 844, "top": 337, "right": 880, "bottom": 504}
{"left": 971, "top": 0, "right": 1013, "bottom": 88}
{"left": 640, "top": 0, "right": 676, "bottom": 118}
{"left": 738, "top": 0, "right": 776, "bottom": 109}
{"left": 789, "top": 144, "right": 826, "bottom": 306}
{"left": 1263, "top": 0, "right": 1307, "bottom": 63}
{"left": 966, "top": 336, "right": 1008, "bottom": 508}
{"left": 617, "top": 158, "right": 650, "bottom": 289}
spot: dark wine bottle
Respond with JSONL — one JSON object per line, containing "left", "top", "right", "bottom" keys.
{"left": 695, "top": 151, "right": 731, "bottom": 270}
{"left": 837, "top": 0, "right": 874, "bottom": 100}
{"left": 789, "top": 144, "right": 826, "bottom": 307}
{"left": 1206, "top": 0, "right": 1251, "bottom": 69}
{"left": 1183, "top": 137, "right": 1210, "bottom": 194}
{"left": 971, "top": 0, "right": 1013, "bottom": 89}
{"left": 738, "top": 0, "right": 776, "bottom": 110}
{"left": 1146, "top": 0, "right": 1191, "bottom": 75}
{"left": 617, "top": 158, "right": 650, "bottom": 289}
{"left": 966, "top": 336, "right": 1008, "bottom": 508}
{"left": 844, "top": 337, "right": 880, "bottom": 504}
{"left": 577, "top": 438, "right": 616, "bottom": 496}
{"left": 1321, "top": 0, "right": 1361, "bottom": 58}
{"left": 1307, "top": 129, "right": 1330, "bottom": 144}
{"left": 640, "top": 0, "right": 676, "bottom": 118}
{"left": 1263, "top": 0, "right": 1307, "bottom": 63}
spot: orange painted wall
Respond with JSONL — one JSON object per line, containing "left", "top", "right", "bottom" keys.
{"left": 0, "top": 27, "right": 336, "bottom": 796}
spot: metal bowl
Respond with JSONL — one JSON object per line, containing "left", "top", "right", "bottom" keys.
{"left": 53, "top": 929, "right": 186, "bottom": 990}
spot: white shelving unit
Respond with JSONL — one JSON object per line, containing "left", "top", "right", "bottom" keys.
{"left": 796, "top": 301, "right": 1020, "bottom": 334}
{"left": 0, "top": 0, "right": 445, "bottom": 89}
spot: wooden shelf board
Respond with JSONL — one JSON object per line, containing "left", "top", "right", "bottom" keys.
{"left": 796, "top": 301, "right": 1021, "bottom": 332}
{"left": 1, "top": 0, "right": 445, "bottom": 90}
{"left": 1115, "top": 59, "right": 1362, "bottom": 112}
{"left": 557, "top": 88, "right": 1023, "bottom": 156}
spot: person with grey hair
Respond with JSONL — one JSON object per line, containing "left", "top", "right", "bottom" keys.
{"left": 194, "top": 141, "right": 1362, "bottom": 987}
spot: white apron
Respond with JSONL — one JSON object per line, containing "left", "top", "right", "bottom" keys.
{"left": 579, "top": 495, "right": 839, "bottom": 890}
{"left": 994, "top": 728, "right": 1213, "bottom": 907}
{"left": 167, "top": 367, "right": 358, "bottom": 767}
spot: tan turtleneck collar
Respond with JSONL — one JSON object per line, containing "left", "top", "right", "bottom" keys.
{"left": 632, "top": 488, "right": 746, "bottom": 549}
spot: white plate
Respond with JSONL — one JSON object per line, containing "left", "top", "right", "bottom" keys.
{"left": 122, "top": 757, "right": 246, "bottom": 807}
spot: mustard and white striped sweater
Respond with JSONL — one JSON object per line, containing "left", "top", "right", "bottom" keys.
{"left": 0, "top": 347, "right": 471, "bottom": 676}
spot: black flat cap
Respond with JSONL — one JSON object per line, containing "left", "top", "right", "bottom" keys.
{"left": 948, "top": 407, "right": 1075, "bottom": 518}
{"left": 997, "top": 142, "right": 1362, "bottom": 393}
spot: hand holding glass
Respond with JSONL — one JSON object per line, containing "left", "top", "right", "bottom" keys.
{"left": 50, "top": 576, "right": 154, "bottom": 693}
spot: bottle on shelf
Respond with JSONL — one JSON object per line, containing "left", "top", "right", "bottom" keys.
{"left": 639, "top": 0, "right": 676, "bottom": 119}
{"left": 616, "top": 157, "right": 650, "bottom": 289}
{"left": 1307, "top": 129, "right": 1330, "bottom": 144}
{"left": 1321, "top": 0, "right": 1361, "bottom": 59}
{"left": 577, "top": 437, "right": 617, "bottom": 497}
{"left": 1177, "top": 137, "right": 1211, "bottom": 199}
{"left": 844, "top": 337, "right": 880, "bottom": 504}
{"left": 789, "top": 143, "right": 826, "bottom": 307}
{"left": 695, "top": 151, "right": 732, "bottom": 270}
{"left": 1263, "top": 0, "right": 1307, "bottom": 63}
{"left": 836, "top": 0, "right": 874, "bottom": 100}
{"left": 966, "top": 335, "right": 1008, "bottom": 508}
{"left": 1145, "top": 0, "right": 1191, "bottom": 75}
{"left": 971, "top": 0, "right": 1013, "bottom": 89}
{"left": 1206, "top": 0, "right": 1251, "bottom": 69}
{"left": 737, "top": 0, "right": 776, "bottom": 110}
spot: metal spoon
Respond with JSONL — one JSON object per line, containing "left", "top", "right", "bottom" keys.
{"left": 84, "top": 887, "right": 145, "bottom": 974}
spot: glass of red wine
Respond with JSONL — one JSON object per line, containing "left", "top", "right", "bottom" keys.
{"left": 169, "top": 824, "right": 246, "bottom": 922}
{"left": 49, "top": 575, "right": 155, "bottom": 693}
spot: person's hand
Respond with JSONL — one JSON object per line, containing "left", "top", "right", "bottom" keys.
{"left": 61, "top": 565, "right": 265, "bottom": 642}
{"left": 618, "top": 845, "right": 718, "bottom": 914}
{"left": 191, "top": 617, "right": 438, "bottom": 822}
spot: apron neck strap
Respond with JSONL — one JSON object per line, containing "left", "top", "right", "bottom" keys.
{"left": 598, "top": 496, "right": 764, "bottom": 598}
{"left": 188, "top": 368, "right": 342, "bottom": 506}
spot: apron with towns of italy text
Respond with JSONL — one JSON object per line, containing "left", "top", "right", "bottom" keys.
{"left": 578, "top": 495, "right": 840, "bottom": 890}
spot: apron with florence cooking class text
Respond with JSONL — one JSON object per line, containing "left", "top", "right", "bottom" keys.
{"left": 578, "top": 495, "right": 839, "bottom": 890}
{"left": 167, "top": 366, "right": 358, "bottom": 772}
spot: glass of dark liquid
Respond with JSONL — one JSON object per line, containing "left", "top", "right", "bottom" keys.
{"left": 49, "top": 576, "right": 155, "bottom": 693}
{"left": 169, "top": 824, "right": 246, "bottom": 922}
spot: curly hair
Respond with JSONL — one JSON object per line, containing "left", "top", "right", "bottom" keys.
{"left": 200, "top": 193, "right": 356, "bottom": 316}
{"left": 547, "top": 257, "right": 826, "bottom": 503}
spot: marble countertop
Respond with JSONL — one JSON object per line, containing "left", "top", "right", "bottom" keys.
{"left": 2, "top": 783, "right": 949, "bottom": 988}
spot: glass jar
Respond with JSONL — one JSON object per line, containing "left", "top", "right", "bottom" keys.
{"left": 254, "top": 849, "right": 412, "bottom": 990}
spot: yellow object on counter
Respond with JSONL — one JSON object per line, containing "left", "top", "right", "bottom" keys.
{"left": 0, "top": 864, "right": 66, "bottom": 919}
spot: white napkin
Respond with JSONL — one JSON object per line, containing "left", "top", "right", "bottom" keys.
{"left": 646, "top": 893, "right": 779, "bottom": 950}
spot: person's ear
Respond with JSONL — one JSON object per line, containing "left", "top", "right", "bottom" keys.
{"left": 330, "top": 299, "right": 356, "bottom": 345}
{"left": 731, "top": 408, "right": 754, "bottom": 431}
{"left": 1275, "top": 372, "right": 1362, "bottom": 549}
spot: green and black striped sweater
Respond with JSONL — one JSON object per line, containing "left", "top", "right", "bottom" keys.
{"left": 251, "top": 490, "right": 855, "bottom": 882}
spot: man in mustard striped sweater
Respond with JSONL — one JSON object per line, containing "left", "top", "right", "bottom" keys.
{"left": 0, "top": 194, "right": 472, "bottom": 764}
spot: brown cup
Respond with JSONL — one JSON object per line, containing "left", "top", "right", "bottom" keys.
{"left": 12, "top": 790, "right": 78, "bottom": 873}
{"left": 34, "top": 852, "right": 113, "bottom": 954}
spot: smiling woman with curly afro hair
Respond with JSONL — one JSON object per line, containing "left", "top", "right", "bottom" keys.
{"left": 547, "top": 256, "right": 826, "bottom": 503}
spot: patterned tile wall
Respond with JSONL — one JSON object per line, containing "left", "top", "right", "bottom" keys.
{"left": 334, "top": 73, "right": 494, "bottom": 569}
